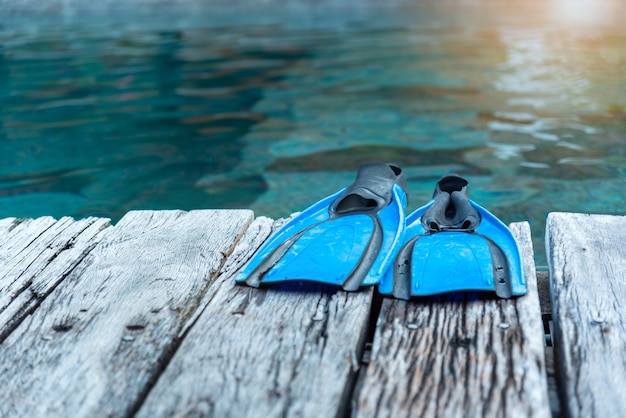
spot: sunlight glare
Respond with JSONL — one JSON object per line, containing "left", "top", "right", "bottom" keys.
{"left": 552, "top": 0, "right": 613, "bottom": 24}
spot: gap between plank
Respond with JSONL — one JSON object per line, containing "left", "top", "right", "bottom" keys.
{"left": 0, "top": 218, "right": 111, "bottom": 343}
{"left": 125, "top": 213, "right": 254, "bottom": 418}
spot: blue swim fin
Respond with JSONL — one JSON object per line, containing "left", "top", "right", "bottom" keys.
{"left": 378, "top": 174, "right": 526, "bottom": 299}
{"left": 235, "top": 163, "right": 408, "bottom": 291}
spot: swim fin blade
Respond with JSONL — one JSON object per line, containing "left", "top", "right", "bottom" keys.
{"left": 235, "top": 163, "right": 408, "bottom": 291}
{"left": 378, "top": 174, "right": 526, "bottom": 300}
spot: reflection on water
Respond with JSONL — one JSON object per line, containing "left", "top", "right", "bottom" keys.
{"left": 0, "top": 2, "right": 625, "bottom": 266}
{"left": 1, "top": 21, "right": 309, "bottom": 218}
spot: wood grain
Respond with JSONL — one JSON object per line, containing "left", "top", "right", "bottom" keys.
{"left": 547, "top": 212, "right": 626, "bottom": 418}
{"left": 0, "top": 216, "right": 110, "bottom": 342}
{"left": 355, "top": 222, "right": 550, "bottom": 418}
{"left": 0, "top": 210, "right": 252, "bottom": 418}
{"left": 136, "top": 216, "right": 375, "bottom": 418}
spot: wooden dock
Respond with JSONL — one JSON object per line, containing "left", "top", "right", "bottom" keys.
{"left": 0, "top": 210, "right": 624, "bottom": 418}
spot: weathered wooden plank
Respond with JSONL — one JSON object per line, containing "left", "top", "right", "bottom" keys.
{"left": 0, "top": 217, "right": 18, "bottom": 233}
{"left": 0, "top": 216, "right": 110, "bottom": 342}
{"left": 546, "top": 212, "right": 626, "bottom": 418}
{"left": 0, "top": 209, "right": 253, "bottom": 418}
{"left": 355, "top": 222, "right": 550, "bottom": 418}
{"left": 136, "top": 216, "right": 375, "bottom": 418}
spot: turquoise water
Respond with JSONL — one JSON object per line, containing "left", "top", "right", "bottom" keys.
{"left": 1, "top": 2, "right": 625, "bottom": 267}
